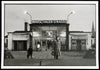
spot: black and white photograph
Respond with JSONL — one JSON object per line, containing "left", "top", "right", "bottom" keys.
{"left": 1, "top": 1, "right": 99, "bottom": 69}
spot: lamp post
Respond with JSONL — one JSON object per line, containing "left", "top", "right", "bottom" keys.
{"left": 67, "top": 10, "right": 75, "bottom": 23}
{"left": 65, "top": 10, "right": 75, "bottom": 51}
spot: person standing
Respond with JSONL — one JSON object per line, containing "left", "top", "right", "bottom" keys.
{"left": 57, "top": 37, "right": 61, "bottom": 56}
{"left": 37, "top": 42, "right": 41, "bottom": 51}
{"left": 51, "top": 36, "right": 59, "bottom": 59}
{"left": 27, "top": 46, "right": 33, "bottom": 59}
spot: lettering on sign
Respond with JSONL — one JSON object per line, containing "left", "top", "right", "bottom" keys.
{"left": 32, "top": 20, "right": 67, "bottom": 23}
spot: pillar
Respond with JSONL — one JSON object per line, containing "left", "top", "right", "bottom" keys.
{"left": 8, "top": 33, "right": 13, "bottom": 50}
{"left": 24, "top": 22, "right": 28, "bottom": 31}
{"left": 29, "top": 25, "right": 32, "bottom": 48}
{"left": 66, "top": 23, "right": 69, "bottom": 51}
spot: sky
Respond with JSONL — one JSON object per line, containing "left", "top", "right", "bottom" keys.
{"left": 4, "top": 4, "right": 96, "bottom": 36}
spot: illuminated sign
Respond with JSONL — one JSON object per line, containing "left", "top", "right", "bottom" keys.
{"left": 32, "top": 32, "right": 40, "bottom": 37}
{"left": 42, "top": 31, "right": 57, "bottom": 38}
{"left": 32, "top": 20, "right": 67, "bottom": 23}
{"left": 60, "top": 32, "right": 66, "bottom": 37}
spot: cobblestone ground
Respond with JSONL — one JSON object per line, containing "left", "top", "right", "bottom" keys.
{"left": 4, "top": 49, "right": 96, "bottom": 66}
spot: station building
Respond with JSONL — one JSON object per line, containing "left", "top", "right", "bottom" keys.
{"left": 6, "top": 20, "right": 94, "bottom": 51}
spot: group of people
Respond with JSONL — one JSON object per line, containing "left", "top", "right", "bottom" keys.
{"left": 27, "top": 36, "right": 61, "bottom": 59}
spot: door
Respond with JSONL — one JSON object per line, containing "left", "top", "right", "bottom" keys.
{"left": 13, "top": 41, "right": 27, "bottom": 51}
{"left": 77, "top": 39, "right": 81, "bottom": 51}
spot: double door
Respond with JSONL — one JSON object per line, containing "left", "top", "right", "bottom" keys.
{"left": 71, "top": 39, "right": 86, "bottom": 51}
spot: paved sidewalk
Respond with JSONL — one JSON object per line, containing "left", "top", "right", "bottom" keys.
{"left": 4, "top": 50, "right": 96, "bottom": 66}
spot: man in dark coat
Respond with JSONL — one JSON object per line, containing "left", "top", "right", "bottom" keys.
{"left": 27, "top": 46, "right": 33, "bottom": 59}
{"left": 51, "top": 37, "right": 59, "bottom": 59}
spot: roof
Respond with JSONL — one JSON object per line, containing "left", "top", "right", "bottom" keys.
{"left": 13, "top": 31, "right": 31, "bottom": 33}
{"left": 13, "top": 31, "right": 91, "bottom": 33}
{"left": 30, "top": 23, "right": 69, "bottom": 27}
{"left": 30, "top": 20, "right": 69, "bottom": 26}
{"left": 69, "top": 31, "right": 91, "bottom": 33}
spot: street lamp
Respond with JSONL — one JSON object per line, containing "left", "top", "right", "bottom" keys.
{"left": 67, "top": 10, "right": 75, "bottom": 23}
{"left": 65, "top": 10, "right": 75, "bottom": 51}
{"left": 24, "top": 11, "right": 32, "bottom": 24}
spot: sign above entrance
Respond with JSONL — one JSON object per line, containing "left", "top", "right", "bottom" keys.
{"left": 32, "top": 20, "right": 67, "bottom": 23}
{"left": 42, "top": 31, "right": 57, "bottom": 38}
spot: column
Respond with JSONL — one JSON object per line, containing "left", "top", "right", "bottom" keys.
{"left": 8, "top": 33, "right": 13, "bottom": 50}
{"left": 66, "top": 23, "right": 69, "bottom": 51}
{"left": 30, "top": 26, "right": 32, "bottom": 48}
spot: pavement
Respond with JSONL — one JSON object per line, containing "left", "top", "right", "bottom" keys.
{"left": 4, "top": 49, "right": 96, "bottom": 66}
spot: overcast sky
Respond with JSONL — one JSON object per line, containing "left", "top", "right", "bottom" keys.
{"left": 5, "top": 4, "right": 96, "bottom": 35}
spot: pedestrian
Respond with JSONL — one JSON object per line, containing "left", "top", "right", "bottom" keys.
{"left": 57, "top": 37, "right": 61, "bottom": 56}
{"left": 27, "top": 46, "right": 33, "bottom": 59}
{"left": 37, "top": 42, "right": 41, "bottom": 51}
{"left": 51, "top": 36, "right": 59, "bottom": 59}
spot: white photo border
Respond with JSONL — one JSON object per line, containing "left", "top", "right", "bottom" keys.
{"left": 1, "top": 1, "right": 99, "bottom": 69}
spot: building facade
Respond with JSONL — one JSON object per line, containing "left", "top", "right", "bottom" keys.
{"left": 7, "top": 20, "right": 94, "bottom": 51}
{"left": 69, "top": 31, "right": 92, "bottom": 51}
{"left": 7, "top": 20, "right": 70, "bottom": 51}
{"left": 8, "top": 31, "right": 30, "bottom": 50}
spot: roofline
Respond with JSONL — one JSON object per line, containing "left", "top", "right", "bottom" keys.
{"left": 69, "top": 31, "right": 92, "bottom": 33}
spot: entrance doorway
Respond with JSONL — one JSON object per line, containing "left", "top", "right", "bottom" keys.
{"left": 13, "top": 41, "right": 27, "bottom": 51}
{"left": 31, "top": 22, "right": 69, "bottom": 51}
{"left": 71, "top": 39, "right": 86, "bottom": 51}
{"left": 77, "top": 39, "right": 82, "bottom": 51}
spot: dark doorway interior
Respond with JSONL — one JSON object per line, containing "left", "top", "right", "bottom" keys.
{"left": 13, "top": 41, "right": 27, "bottom": 51}
{"left": 77, "top": 39, "right": 81, "bottom": 51}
